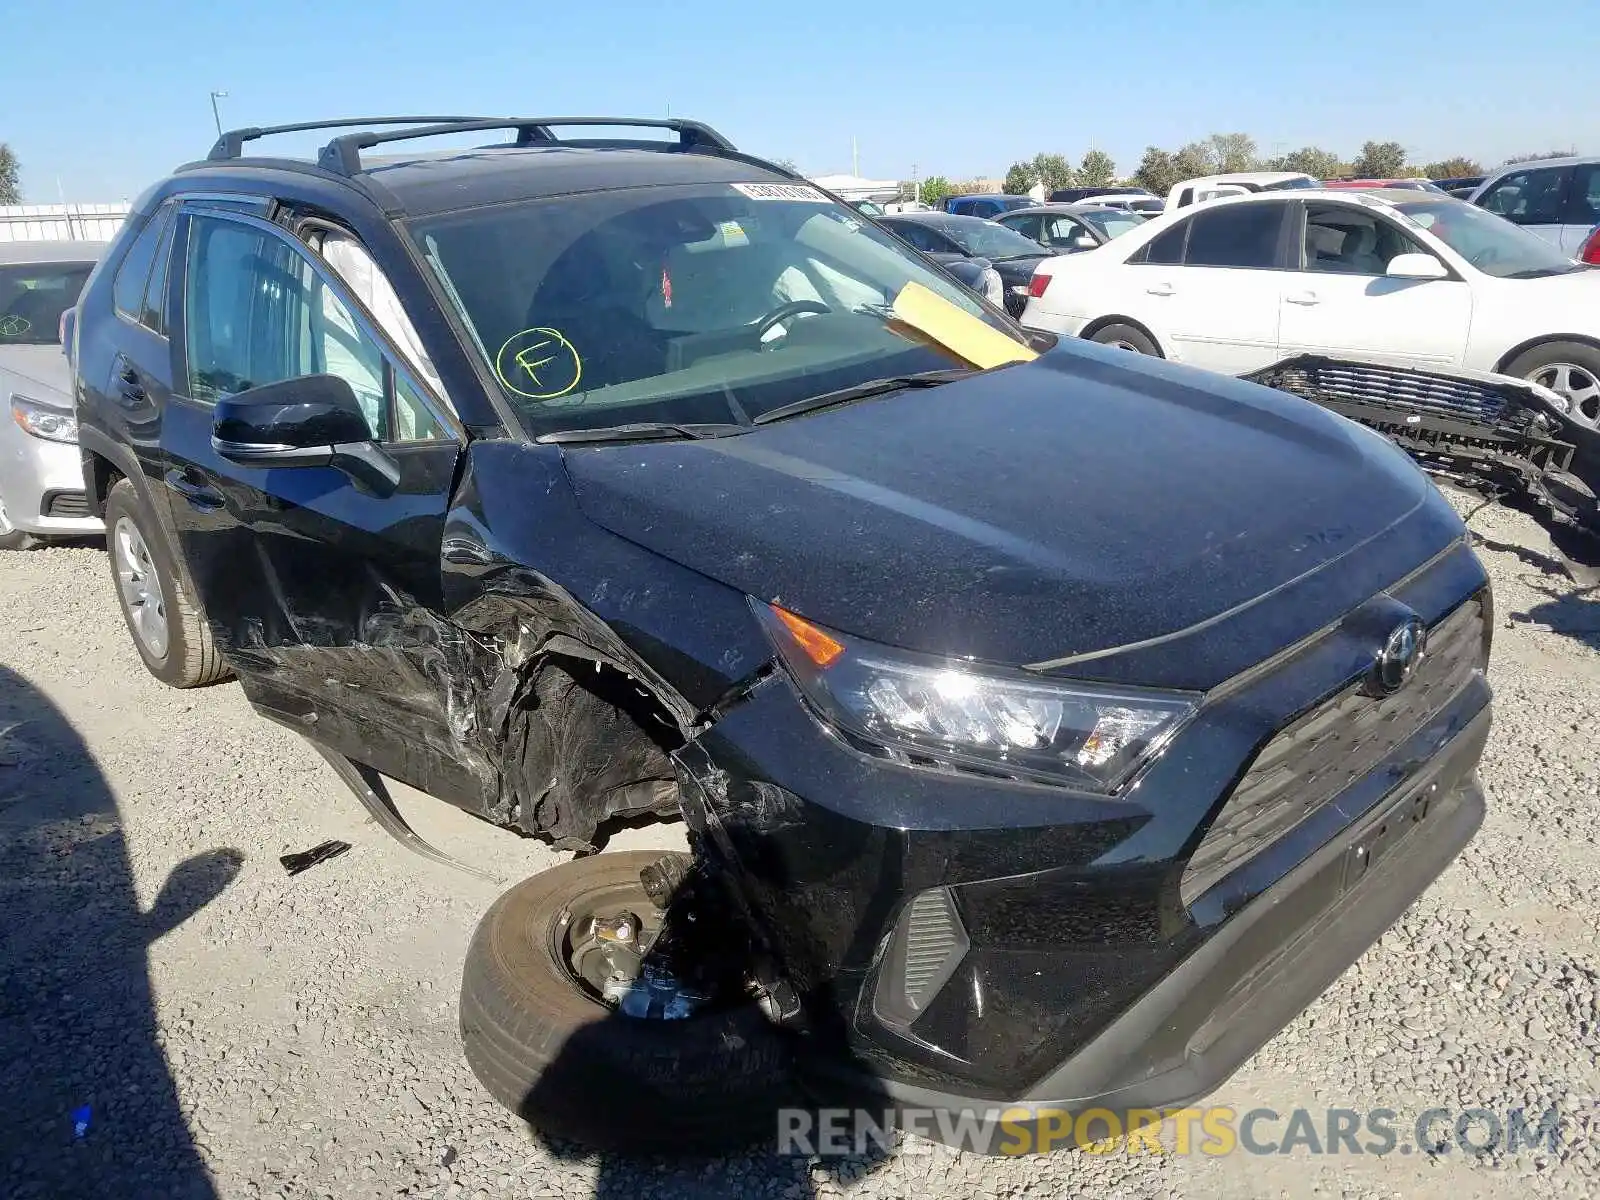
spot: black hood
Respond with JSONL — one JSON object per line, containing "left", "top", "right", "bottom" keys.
{"left": 561, "top": 346, "right": 1451, "bottom": 686}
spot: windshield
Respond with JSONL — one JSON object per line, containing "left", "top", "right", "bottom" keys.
{"left": 1261, "top": 176, "right": 1320, "bottom": 191}
{"left": 408, "top": 182, "right": 1028, "bottom": 438}
{"left": 1076, "top": 209, "right": 1146, "bottom": 239}
{"left": 930, "top": 217, "right": 1047, "bottom": 260}
{"left": 0, "top": 261, "right": 95, "bottom": 346}
{"left": 1394, "top": 198, "right": 1581, "bottom": 278}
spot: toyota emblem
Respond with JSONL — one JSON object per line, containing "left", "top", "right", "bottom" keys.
{"left": 1368, "top": 617, "right": 1427, "bottom": 697}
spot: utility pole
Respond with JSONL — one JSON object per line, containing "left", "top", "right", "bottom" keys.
{"left": 210, "top": 91, "right": 229, "bottom": 137}
{"left": 852, "top": 136, "right": 859, "bottom": 178}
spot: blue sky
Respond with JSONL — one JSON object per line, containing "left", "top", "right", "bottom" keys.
{"left": 10, "top": 0, "right": 1596, "bottom": 202}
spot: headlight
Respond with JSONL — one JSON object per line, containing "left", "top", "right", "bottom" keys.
{"left": 10, "top": 394, "right": 78, "bottom": 444}
{"left": 757, "top": 602, "right": 1197, "bottom": 792}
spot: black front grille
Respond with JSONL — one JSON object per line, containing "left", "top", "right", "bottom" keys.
{"left": 1268, "top": 361, "right": 1511, "bottom": 425}
{"left": 1181, "top": 597, "right": 1485, "bottom": 905}
{"left": 42, "top": 490, "right": 90, "bottom": 518}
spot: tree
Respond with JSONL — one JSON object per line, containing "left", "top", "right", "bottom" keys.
{"left": 1032, "top": 153, "right": 1075, "bottom": 192}
{"left": 772, "top": 158, "right": 798, "bottom": 173}
{"left": 1352, "top": 140, "right": 1408, "bottom": 178}
{"left": 1422, "top": 157, "right": 1482, "bottom": 180}
{"left": 1502, "top": 150, "right": 1575, "bottom": 165}
{"left": 1004, "top": 161, "right": 1037, "bottom": 196}
{"left": 1264, "top": 146, "right": 1343, "bottom": 180}
{"left": 0, "top": 144, "right": 19, "bottom": 205}
{"left": 1077, "top": 149, "right": 1116, "bottom": 189}
{"left": 1204, "top": 133, "right": 1259, "bottom": 174}
{"left": 1133, "top": 147, "right": 1178, "bottom": 196}
{"left": 1171, "top": 142, "right": 1215, "bottom": 182}
{"left": 918, "top": 176, "right": 954, "bottom": 207}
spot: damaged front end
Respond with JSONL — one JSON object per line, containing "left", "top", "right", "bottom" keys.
{"left": 1247, "top": 353, "right": 1600, "bottom": 536}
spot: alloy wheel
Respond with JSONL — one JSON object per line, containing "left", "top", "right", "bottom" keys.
{"left": 1529, "top": 362, "right": 1600, "bottom": 429}
{"left": 113, "top": 516, "right": 169, "bottom": 659}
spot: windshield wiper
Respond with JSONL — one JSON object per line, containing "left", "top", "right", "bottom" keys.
{"left": 536, "top": 421, "right": 746, "bottom": 445}
{"left": 752, "top": 369, "right": 974, "bottom": 426}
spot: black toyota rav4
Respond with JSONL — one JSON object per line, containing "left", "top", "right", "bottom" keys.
{"left": 72, "top": 116, "right": 1492, "bottom": 1154}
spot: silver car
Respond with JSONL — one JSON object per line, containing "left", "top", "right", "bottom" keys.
{"left": 0, "top": 240, "right": 106, "bottom": 549}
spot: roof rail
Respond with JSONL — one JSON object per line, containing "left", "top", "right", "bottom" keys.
{"left": 207, "top": 117, "right": 492, "bottom": 162}
{"left": 313, "top": 116, "right": 737, "bottom": 176}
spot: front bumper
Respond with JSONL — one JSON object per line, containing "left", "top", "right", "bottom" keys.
{"left": 673, "top": 542, "right": 1492, "bottom": 1137}
{"left": 0, "top": 425, "right": 101, "bottom": 537}
{"left": 799, "top": 717, "right": 1485, "bottom": 1149}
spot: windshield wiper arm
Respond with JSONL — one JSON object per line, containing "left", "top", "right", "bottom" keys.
{"left": 753, "top": 370, "right": 974, "bottom": 426}
{"left": 536, "top": 421, "right": 746, "bottom": 445}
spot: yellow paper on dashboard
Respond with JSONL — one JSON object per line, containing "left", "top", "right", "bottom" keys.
{"left": 889, "top": 281, "right": 1039, "bottom": 370}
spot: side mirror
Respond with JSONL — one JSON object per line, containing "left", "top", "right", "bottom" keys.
{"left": 211, "top": 374, "right": 399, "bottom": 496}
{"left": 1071, "top": 233, "right": 1098, "bottom": 250}
{"left": 1385, "top": 253, "right": 1449, "bottom": 281}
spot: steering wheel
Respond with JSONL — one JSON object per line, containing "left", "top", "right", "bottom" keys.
{"left": 754, "top": 300, "right": 832, "bottom": 341}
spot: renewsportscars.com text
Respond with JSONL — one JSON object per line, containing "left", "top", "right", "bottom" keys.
{"left": 778, "top": 1105, "right": 1564, "bottom": 1157}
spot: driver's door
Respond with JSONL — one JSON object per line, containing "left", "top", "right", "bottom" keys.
{"left": 163, "top": 206, "right": 474, "bottom": 797}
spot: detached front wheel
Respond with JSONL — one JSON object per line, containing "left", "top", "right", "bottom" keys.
{"left": 459, "top": 851, "right": 796, "bottom": 1155}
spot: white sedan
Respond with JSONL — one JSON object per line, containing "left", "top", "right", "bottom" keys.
{"left": 1021, "top": 189, "right": 1600, "bottom": 425}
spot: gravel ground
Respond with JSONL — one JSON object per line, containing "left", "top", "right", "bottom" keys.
{"left": 3, "top": 488, "right": 1600, "bottom": 1199}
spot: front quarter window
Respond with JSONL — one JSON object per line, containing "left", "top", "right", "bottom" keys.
{"left": 408, "top": 183, "right": 1030, "bottom": 439}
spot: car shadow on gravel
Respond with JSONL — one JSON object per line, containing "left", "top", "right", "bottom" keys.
{"left": 1516, "top": 585, "right": 1600, "bottom": 652}
{"left": 0, "top": 664, "right": 242, "bottom": 1199}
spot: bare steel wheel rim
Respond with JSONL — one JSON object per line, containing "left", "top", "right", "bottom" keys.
{"left": 1530, "top": 362, "right": 1600, "bottom": 429}
{"left": 113, "top": 516, "right": 169, "bottom": 659}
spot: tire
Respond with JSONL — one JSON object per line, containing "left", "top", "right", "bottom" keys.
{"left": 104, "top": 478, "right": 231, "bottom": 688}
{"left": 1089, "top": 322, "right": 1161, "bottom": 356}
{"left": 460, "top": 851, "right": 796, "bottom": 1155}
{"left": 1506, "top": 340, "right": 1600, "bottom": 430}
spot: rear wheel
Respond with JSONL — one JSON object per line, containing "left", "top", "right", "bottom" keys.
{"left": 459, "top": 850, "right": 796, "bottom": 1154}
{"left": 104, "top": 479, "right": 231, "bottom": 688}
{"left": 1089, "top": 322, "right": 1161, "bottom": 356}
{"left": 1507, "top": 341, "right": 1600, "bottom": 429}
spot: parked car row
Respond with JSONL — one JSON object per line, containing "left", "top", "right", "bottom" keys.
{"left": 0, "top": 240, "right": 106, "bottom": 548}
{"left": 21, "top": 113, "right": 1504, "bottom": 1160}
{"left": 878, "top": 207, "right": 1138, "bottom": 315}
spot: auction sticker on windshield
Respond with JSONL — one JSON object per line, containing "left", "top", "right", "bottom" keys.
{"left": 732, "top": 183, "right": 831, "bottom": 202}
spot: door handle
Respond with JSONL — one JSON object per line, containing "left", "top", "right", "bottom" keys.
{"left": 1145, "top": 282, "right": 1176, "bottom": 297}
{"left": 164, "top": 469, "right": 224, "bottom": 511}
{"left": 1285, "top": 291, "right": 1321, "bottom": 306}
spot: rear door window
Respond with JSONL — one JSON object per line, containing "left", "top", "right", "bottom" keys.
{"left": 113, "top": 203, "right": 176, "bottom": 325}
{"left": 1139, "top": 221, "right": 1187, "bottom": 265}
{"left": 1565, "top": 163, "right": 1600, "bottom": 228}
{"left": 1183, "top": 203, "right": 1285, "bottom": 268}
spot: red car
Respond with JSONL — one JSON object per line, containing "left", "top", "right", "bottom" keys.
{"left": 1322, "top": 178, "right": 1445, "bottom": 193}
